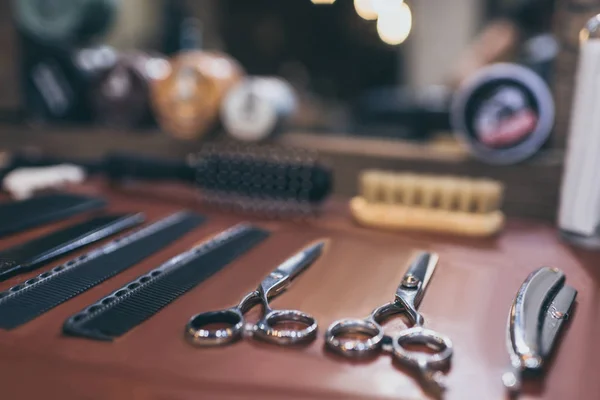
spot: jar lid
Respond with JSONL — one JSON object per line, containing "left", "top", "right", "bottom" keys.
{"left": 451, "top": 63, "right": 554, "bottom": 165}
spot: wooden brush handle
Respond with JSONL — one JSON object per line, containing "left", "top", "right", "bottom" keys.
{"left": 350, "top": 197, "right": 504, "bottom": 237}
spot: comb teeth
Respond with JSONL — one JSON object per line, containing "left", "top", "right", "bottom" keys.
{"left": 63, "top": 224, "right": 270, "bottom": 340}
{"left": 360, "top": 170, "right": 504, "bottom": 213}
{"left": 191, "top": 143, "right": 332, "bottom": 215}
{"left": 0, "top": 212, "right": 204, "bottom": 330}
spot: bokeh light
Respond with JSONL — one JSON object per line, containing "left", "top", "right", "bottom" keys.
{"left": 376, "top": 2, "right": 412, "bottom": 45}
{"left": 354, "top": 0, "right": 378, "bottom": 20}
{"left": 372, "top": 0, "right": 404, "bottom": 15}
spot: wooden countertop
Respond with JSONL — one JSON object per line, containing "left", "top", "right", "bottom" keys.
{"left": 0, "top": 181, "right": 597, "bottom": 400}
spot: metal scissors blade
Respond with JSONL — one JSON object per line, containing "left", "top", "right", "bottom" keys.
{"left": 394, "top": 252, "right": 439, "bottom": 325}
{"left": 260, "top": 240, "right": 327, "bottom": 299}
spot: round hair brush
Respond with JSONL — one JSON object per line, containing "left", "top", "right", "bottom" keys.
{"left": 105, "top": 144, "right": 333, "bottom": 215}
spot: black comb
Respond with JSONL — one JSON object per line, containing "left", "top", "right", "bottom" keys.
{"left": 63, "top": 223, "right": 270, "bottom": 341}
{"left": 0, "top": 213, "right": 145, "bottom": 282}
{"left": 0, "top": 194, "right": 106, "bottom": 238}
{"left": 0, "top": 211, "right": 204, "bottom": 329}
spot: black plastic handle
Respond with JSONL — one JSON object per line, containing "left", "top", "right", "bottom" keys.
{"left": 105, "top": 152, "right": 196, "bottom": 183}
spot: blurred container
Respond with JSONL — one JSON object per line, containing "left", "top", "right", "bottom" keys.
{"left": 150, "top": 51, "right": 244, "bottom": 140}
{"left": 558, "top": 15, "right": 600, "bottom": 249}
{"left": 451, "top": 63, "right": 554, "bottom": 165}
{"left": 22, "top": 43, "right": 117, "bottom": 123}
{"left": 91, "top": 51, "right": 163, "bottom": 129}
{"left": 221, "top": 76, "right": 298, "bottom": 142}
{"left": 13, "top": 0, "right": 117, "bottom": 46}
{"left": 352, "top": 85, "right": 451, "bottom": 140}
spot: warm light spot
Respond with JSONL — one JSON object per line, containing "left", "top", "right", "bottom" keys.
{"left": 377, "top": 2, "right": 412, "bottom": 45}
{"left": 311, "top": 0, "right": 336, "bottom": 4}
{"left": 372, "top": 0, "right": 404, "bottom": 14}
{"left": 354, "top": 0, "right": 378, "bottom": 20}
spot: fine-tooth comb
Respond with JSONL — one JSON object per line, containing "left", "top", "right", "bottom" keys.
{"left": 0, "top": 213, "right": 144, "bottom": 282}
{"left": 0, "top": 211, "right": 205, "bottom": 329}
{"left": 350, "top": 170, "right": 505, "bottom": 237}
{"left": 0, "top": 193, "right": 106, "bottom": 238}
{"left": 105, "top": 143, "right": 333, "bottom": 216}
{"left": 63, "top": 223, "right": 270, "bottom": 341}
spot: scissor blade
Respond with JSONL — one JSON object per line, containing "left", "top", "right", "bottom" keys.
{"left": 274, "top": 240, "right": 327, "bottom": 280}
{"left": 398, "top": 252, "right": 439, "bottom": 305}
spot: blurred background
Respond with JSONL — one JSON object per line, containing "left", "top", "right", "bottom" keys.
{"left": 0, "top": 0, "right": 585, "bottom": 222}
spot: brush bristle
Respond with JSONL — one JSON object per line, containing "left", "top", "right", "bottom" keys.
{"left": 192, "top": 144, "right": 332, "bottom": 214}
{"left": 360, "top": 170, "right": 503, "bottom": 213}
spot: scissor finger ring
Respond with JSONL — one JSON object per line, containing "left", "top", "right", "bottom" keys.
{"left": 325, "top": 318, "right": 385, "bottom": 357}
{"left": 254, "top": 309, "right": 318, "bottom": 345}
{"left": 185, "top": 308, "right": 245, "bottom": 346}
{"left": 391, "top": 326, "right": 454, "bottom": 369}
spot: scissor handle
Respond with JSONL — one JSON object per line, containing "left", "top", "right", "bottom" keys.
{"left": 324, "top": 302, "right": 403, "bottom": 357}
{"left": 324, "top": 317, "right": 385, "bottom": 357}
{"left": 253, "top": 309, "right": 318, "bottom": 345}
{"left": 391, "top": 326, "right": 453, "bottom": 371}
{"left": 185, "top": 307, "right": 245, "bottom": 346}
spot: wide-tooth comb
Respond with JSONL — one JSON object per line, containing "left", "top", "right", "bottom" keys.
{"left": 63, "top": 224, "right": 270, "bottom": 341}
{"left": 352, "top": 170, "right": 505, "bottom": 237}
{"left": 0, "top": 212, "right": 205, "bottom": 329}
{"left": 106, "top": 143, "right": 333, "bottom": 216}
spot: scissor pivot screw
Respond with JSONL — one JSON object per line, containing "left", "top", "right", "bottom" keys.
{"left": 550, "top": 307, "right": 566, "bottom": 319}
{"left": 402, "top": 274, "right": 420, "bottom": 288}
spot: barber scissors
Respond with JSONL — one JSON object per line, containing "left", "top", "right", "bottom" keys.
{"left": 325, "top": 252, "right": 453, "bottom": 393}
{"left": 185, "top": 240, "right": 326, "bottom": 346}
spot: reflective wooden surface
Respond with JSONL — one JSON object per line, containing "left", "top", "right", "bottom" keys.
{"left": 0, "top": 180, "right": 597, "bottom": 400}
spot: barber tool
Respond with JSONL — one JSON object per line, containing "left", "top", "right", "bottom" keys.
{"left": 0, "top": 213, "right": 143, "bottom": 282}
{"left": 64, "top": 224, "right": 269, "bottom": 340}
{"left": 0, "top": 193, "right": 106, "bottom": 238}
{"left": 150, "top": 51, "right": 244, "bottom": 140}
{"left": 559, "top": 15, "right": 600, "bottom": 249}
{"left": 351, "top": 170, "right": 504, "bottom": 237}
{"left": 0, "top": 149, "right": 88, "bottom": 180}
{"left": 106, "top": 144, "right": 333, "bottom": 215}
{"left": 0, "top": 212, "right": 203, "bottom": 329}
{"left": 502, "top": 267, "right": 577, "bottom": 394}
{"left": 13, "top": 0, "right": 117, "bottom": 45}
{"left": 0, "top": 151, "right": 100, "bottom": 198}
{"left": 221, "top": 77, "right": 299, "bottom": 142}
{"left": 91, "top": 52, "right": 163, "bottom": 129}
{"left": 186, "top": 240, "right": 325, "bottom": 347}
{"left": 325, "top": 252, "right": 453, "bottom": 394}
{"left": 3, "top": 164, "right": 86, "bottom": 200}
{"left": 22, "top": 43, "right": 117, "bottom": 122}
{"left": 451, "top": 63, "right": 554, "bottom": 164}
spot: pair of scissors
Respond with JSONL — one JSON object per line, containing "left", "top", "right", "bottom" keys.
{"left": 325, "top": 252, "right": 453, "bottom": 394}
{"left": 185, "top": 240, "right": 326, "bottom": 346}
